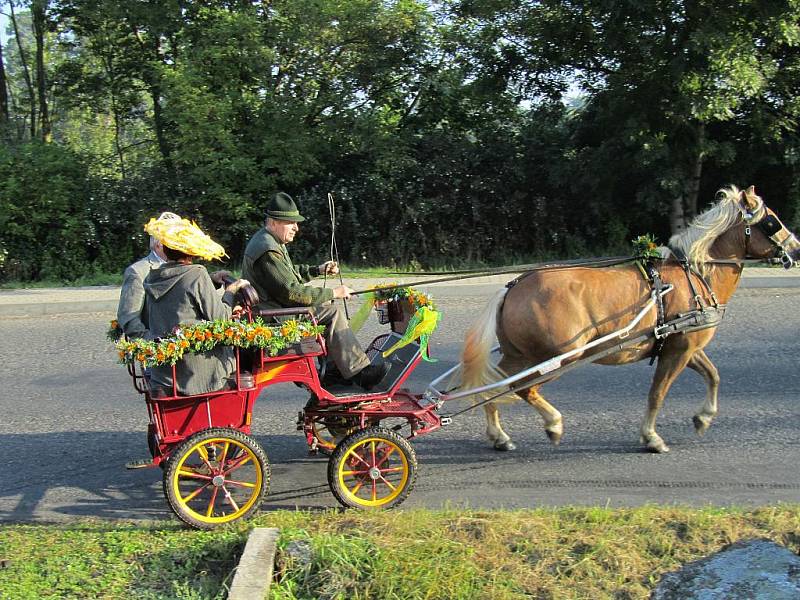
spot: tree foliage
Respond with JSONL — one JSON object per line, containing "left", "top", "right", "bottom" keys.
{"left": 1, "top": 0, "right": 800, "bottom": 281}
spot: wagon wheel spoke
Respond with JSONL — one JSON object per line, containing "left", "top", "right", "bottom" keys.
{"left": 198, "top": 444, "right": 216, "bottom": 473}
{"left": 205, "top": 487, "right": 219, "bottom": 518}
{"left": 346, "top": 448, "right": 372, "bottom": 469}
{"left": 378, "top": 466, "right": 405, "bottom": 474}
{"left": 220, "top": 442, "right": 230, "bottom": 465}
{"left": 178, "top": 467, "right": 212, "bottom": 481}
{"left": 182, "top": 481, "right": 213, "bottom": 504}
{"left": 225, "top": 479, "right": 257, "bottom": 489}
{"left": 222, "top": 486, "right": 240, "bottom": 512}
{"left": 222, "top": 454, "right": 252, "bottom": 476}
{"left": 374, "top": 446, "right": 396, "bottom": 468}
{"left": 371, "top": 480, "right": 377, "bottom": 502}
{"left": 341, "top": 468, "right": 370, "bottom": 476}
{"left": 377, "top": 476, "right": 397, "bottom": 491}
{"left": 351, "top": 481, "right": 364, "bottom": 495}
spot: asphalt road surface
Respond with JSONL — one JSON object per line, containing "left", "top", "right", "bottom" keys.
{"left": 1, "top": 280, "right": 799, "bottom": 524}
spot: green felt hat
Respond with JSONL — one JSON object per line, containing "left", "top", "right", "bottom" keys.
{"left": 264, "top": 192, "right": 305, "bottom": 222}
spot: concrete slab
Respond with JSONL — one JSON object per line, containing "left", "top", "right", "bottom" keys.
{"left": 228, "top": 527, "right": 280, "bottom": 600}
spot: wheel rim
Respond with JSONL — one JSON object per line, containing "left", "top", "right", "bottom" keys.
{"left": 337, "top": 436, "right": 409, "bottom": 507}
{"left": 171, "top": 437, "right": 263, "bottom": 525}
{"left": 312, "top": 417, "right": 355, "bottom": 452}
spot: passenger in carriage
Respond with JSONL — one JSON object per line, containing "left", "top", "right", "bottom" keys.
{"left": 242, "top": 192, "right": 390, "bottom": 390}
{"left": 116, "top": 211, "right": 180, "bottom": 339}
{"left": 143, "top": 216, "right": 251, "bottom": 396}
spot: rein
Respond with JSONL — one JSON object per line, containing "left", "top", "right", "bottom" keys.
{"left": 347, "top": 256, "right": 779, "bottom": 296}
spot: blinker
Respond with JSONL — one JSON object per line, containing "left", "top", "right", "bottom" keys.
{"left": 756, "top": 214, "right": 783, "bottom": 237}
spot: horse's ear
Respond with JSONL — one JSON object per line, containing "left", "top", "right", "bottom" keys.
{"left": 741, "top": 185, "right": 760, "bottom": 211}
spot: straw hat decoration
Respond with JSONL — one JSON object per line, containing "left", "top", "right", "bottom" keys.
{"left": 144, "top": 216, "right": 227, "bottom": 261}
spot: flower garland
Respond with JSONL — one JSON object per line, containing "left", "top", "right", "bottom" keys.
{"left": 114, "top": 317, "right": 325, "bottom": 368}
{"left": 350, "top": 284, "right": 441, "bottom": 361}
{"left": 374, "top": 285, "right": 437, "bottom": 312}
{"left": 632, "top": 234, "right": 661, "bottom": 260}
{"left": 107, "top": 319, "right": 123, "bottom": 342}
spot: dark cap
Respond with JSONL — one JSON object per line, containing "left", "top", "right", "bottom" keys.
{"left": 264, "top": 192, "right": 305, "bottom": 222}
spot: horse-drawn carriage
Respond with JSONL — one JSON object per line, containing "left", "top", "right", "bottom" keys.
{"left": 122, "top": 185, "right": 800, "bottom": 528}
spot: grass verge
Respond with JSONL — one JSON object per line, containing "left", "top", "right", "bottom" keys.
{"left": 1, "top": 506, "right": 799, "bottom": 599}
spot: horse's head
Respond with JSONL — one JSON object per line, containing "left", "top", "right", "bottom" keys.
{"left": 737, "top": 186, "right": 800, "bottom": 268}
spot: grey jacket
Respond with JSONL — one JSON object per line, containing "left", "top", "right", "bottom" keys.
{"left": 117, "top": 251, "right": 163, "bottom": 338}
{"left": 144, "top": 262, "right": 236, "bottom": 396}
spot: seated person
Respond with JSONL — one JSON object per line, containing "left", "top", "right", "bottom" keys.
{"left": 143, "top": 215, "right": 248, "bottom": 396}
{"left": 116, "top": 211, "right": 180, "bottom": 339}
{"left": 242, "top": 192, "right": 390, "bottom": 390}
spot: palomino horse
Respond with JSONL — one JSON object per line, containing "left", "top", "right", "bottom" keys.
{"left": 461, "top": 186, "right": 800, "bottom": 453}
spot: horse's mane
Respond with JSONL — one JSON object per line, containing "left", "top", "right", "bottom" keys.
{"left": 666, "top": 185, "right": 760, "bottom": 276}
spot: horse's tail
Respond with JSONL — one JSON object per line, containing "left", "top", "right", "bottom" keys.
{"left": 460, "top": 288, "right": 513, "bottom": 402}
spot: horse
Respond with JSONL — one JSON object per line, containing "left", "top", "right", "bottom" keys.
{"left": 460, "top": 185, "right": 800, "bottom": 453}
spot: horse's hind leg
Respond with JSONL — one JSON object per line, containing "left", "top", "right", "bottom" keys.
{"left": 523, "top": 386, "right": 563, "bottom": 445}
{"left": 484, "top": 402, "right": 516, "bottom": 451}
{"left": 686, "top": 349, "right": 719, "bottom": 435}
{"left": 641, "top": 350, "right": 693, "bottom": 453}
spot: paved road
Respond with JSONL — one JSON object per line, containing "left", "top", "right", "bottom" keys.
{"left": 1, "top": 276, "right": 799, "bottom": 523}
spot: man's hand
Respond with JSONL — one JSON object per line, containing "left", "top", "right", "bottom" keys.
{"left": 210, "top": 270, "right": 232, "bottom": 287}
{"left": 333, "top": 285, "right": 354, "bottom": 300}
{"left": 225, "top": 278, "right": 251, "bottom": 294}
{"left": 319, "top": 261, "right": 339, "bottom": 276}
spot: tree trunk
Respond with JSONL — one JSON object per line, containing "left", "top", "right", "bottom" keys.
{"left": 0, "top": 36, "right": 9, "bottom": 125}
{"left": 9, "top": 1, "right": 36, "bottom": 139}
{"left": 685, "top": 122, "right": 706, "bottom": 220}
{"left": 669, "top": 194, "right": 685, "bottom": 236}
{"left": 32, "top": 0, "right": 51, "bottom": 142}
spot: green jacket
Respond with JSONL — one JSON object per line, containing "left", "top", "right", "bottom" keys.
{"left": 242, "top": 228, "right": 334, "bottom": 310}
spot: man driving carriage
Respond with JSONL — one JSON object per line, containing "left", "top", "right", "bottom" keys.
{"left": 242, "top": 192, "right": 390, "bottom": 390}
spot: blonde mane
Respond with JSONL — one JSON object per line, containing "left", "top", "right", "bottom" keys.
{"left": 667, "top": 185, "right": 759, "bottom": 276}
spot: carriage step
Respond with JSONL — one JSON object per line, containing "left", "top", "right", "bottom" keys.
{"left": 125, "top": 458, "right": 157, "bottom": 470}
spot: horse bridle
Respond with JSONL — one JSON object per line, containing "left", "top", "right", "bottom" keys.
{"left": 741, "top": 203, "right": 798, "bottom": 269}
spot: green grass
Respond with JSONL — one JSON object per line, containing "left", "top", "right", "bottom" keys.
{"left": 2, "top": 506, "right": 799, "bottom": 599}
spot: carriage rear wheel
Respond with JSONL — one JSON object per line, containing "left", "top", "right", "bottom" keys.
{"left": 328, "top": 427, "right": 416, "bottom": 509}
{"left": 163, "top": 428, "right": 270, "bottom": 529}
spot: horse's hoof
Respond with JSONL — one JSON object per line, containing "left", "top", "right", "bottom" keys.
{"left": 646, "top": 441, "right": 670, "bottom": 454}
{"left": 494, "top": 440, "right": 516, "bottom": 451}
{"left": 546, "top": 429, "right": 562, "bottom": 445}
{"left": 692, "top": 414, "right": 710, "bottom": 436}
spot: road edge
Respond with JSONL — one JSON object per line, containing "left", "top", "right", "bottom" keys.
{"left": 227, "top": 527, "right": 279, "bottom": 600}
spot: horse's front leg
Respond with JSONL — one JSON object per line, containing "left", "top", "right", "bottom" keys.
{"left": 483, "top": 402, "right": 516, "bottom": 451}
{"left": 686, "top": 349, "right": 720, "bottom": 435}
{"left": 641, "top": 350, "right": 693, "bottom": 453}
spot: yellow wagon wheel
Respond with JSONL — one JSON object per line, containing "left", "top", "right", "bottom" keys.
{"left": 328, "top": 427, "right": 417, "bottom": 509}
{"left": 163, "top": 428, "right": 270, "bottom": 529}
{"left": 310, "top": 415, "right": 358, "bottom": 455}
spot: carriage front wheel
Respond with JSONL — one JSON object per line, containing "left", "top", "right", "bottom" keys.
{"left": 328, "top": 427, "right": 417, "bottom": 509}
{"left": 163, "top": 427, "right": 270, "bottom": 529}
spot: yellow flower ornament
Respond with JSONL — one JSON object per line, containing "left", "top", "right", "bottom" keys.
{"left": 144, "top": 216, "right": 227, "bottom": 261}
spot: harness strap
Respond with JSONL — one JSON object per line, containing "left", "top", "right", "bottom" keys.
{"left": 636, "top": 259, "right": 667, "bottom": 365}
{"left": 668, "top": 246, "right": 719, "bottom": 311}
